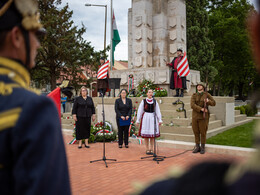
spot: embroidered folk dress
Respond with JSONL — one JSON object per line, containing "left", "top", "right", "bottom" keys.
{"left": 136, "top": 98, "right": 163, "bottom": 138}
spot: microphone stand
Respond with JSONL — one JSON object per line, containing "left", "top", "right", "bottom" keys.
{"left": 141, "top": 98, "right": 165, "bottom": 164}
{"left": 90, "top": 91, "right": 116, "bottom": 168}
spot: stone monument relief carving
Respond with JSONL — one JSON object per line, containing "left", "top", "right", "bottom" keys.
{"left": 169, "top": 17, "right": 177, "bottom": 28}
{"left": 146, "top": 71, "right": 155, "bottom": 82}
{"left": 135, "top": 43, "right": 142, "bottom": 54}
{"left": 121, "top": 73, "right": 128, "bottom": 85}
{"left": 135, "top": 56, "right": 143, "bottom": 67}
{"left": 181, "top": 17, "right": 186, "bottom": 28}
{"left": 135, "top": 29, "right": 142, "bottom": 40}
{"left": 147, "top": 15, "right": 152, "bottom": 27}
{"left": 158, "top": 71, "right": 167, "bottom": 84}
{"left": 147, "top": 29, "right": 152, "bottom": 40}
{"left": 182, "top": 31, "right": 186, "bottom": 41}
{"left": 147, "top": 43, "right": 153, "bottom": 54}
{"left": 137, "top": 73, "right": 144, "bottom": 84}
{"left": 170, "top": 44, "right": 177, "bottom": 54}
{"left": 147, "top": 56, "right": 153, "bottom": 67}
{"left": 135, "top": 16, "right": 142, "bottom": 27}
{"left": 170, "top": 30, "right": 177, "bottom": 41}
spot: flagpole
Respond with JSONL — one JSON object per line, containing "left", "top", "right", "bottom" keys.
{"left": 110, "top": 0, "right": 113, "bottom": 71}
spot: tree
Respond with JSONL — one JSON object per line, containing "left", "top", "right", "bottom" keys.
{"left": 186, "top": 0, "right": 214, "bottom": 83}
{"left": 208, "top": 0, "right": 257, "bottom": 98}
{"left": 32, "top": 0, "right": 106, "bottom": 91}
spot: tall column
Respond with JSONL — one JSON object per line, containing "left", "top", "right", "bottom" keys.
{"left": 152, "top": 0, "right": 168, "bottom": 68}
{"left": 167, "top": 0, "right": 186, "bottom": 62}
{"left": 128, "top": 8, "right": 133, "bottom": 69}
{"left": 131, "top": 0, "right": 153, "bottom": 68}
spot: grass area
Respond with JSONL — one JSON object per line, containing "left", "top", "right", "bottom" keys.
{"left": 206, "top": 120, "right": 258, "bottom": 148}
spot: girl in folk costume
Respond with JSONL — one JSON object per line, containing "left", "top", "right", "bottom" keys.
{"left": 136, "top": 89, "right": 163, "bottom": 155}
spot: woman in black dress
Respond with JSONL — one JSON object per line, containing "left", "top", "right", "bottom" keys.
{"left": 115, "top": 89, "right": 132, "bottom": 148}
{"left": 72, "top": 86, "right": 96, "bottom": 148}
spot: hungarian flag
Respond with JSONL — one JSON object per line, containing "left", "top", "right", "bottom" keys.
{"left": 97, "top": 60, "right": 109, "bottom": 79}
{"left": 177, "top": 52, "right": 190, "bottom": 77}
{"left": 112, "top": 10, "right": 121, "bottom": 65}
{"left": 47, "top": 87, "right": 61, "bottom": 119}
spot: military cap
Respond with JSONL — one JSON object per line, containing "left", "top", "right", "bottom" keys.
{"left": 196, "top": 82, "right": 206, "bottom": 89}
{"left": 177, "top": 48, "right": 183, "bottom": 53}
{"left": 100, "top": 57, "right": 105, "bottom": 60}
{"left": 0, "top": 0, "right": 43, "bottom": 31}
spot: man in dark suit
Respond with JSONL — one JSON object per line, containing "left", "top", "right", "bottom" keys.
{"left": 167, "top": 49, "right": 187, "bottom": 97}
{"left": 0, "top": 1, "right": 71, "bottom": 194}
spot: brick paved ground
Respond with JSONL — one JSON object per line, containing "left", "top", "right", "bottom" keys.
{"left": 64, "top": 134, "right": 246, "bottom": 195}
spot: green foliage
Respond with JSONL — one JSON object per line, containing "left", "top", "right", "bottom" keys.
{"left": 186, "top": 0, "right": 214, "bottom": 82}
{"left": 136, "top": 79, "right": 167, "bottom": 97}
{"left": 208, "top": 0, "right": 257, "bottom": 98}
{"left": 235, "top": 104, "right": 257, "bottom": 116}
{"left": 32, "top": 0, "right": 106, "bottom": 91}
{"left": 206, "top": 120, "right": 257, "bottom": 148}
{"left": 95, "top": 131, "right": 117, "bottom": 142}
{"left": 154, "top": 88, "right": 168, "bottom": 97}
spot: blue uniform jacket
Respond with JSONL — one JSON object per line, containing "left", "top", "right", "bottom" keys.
{"left": 0, "top": 57, "right": 71, "bottom": 194}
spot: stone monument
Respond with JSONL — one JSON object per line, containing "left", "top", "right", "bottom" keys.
{"left": 110, "top": 0, "right": 200, "bottom": 95}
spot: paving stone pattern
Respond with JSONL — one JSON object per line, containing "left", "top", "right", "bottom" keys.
{"left": 64, "top": 135, "right": 245, "bottom": 195}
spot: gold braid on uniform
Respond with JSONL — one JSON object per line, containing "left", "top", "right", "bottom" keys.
{"left": 0, "top": 0, "right": 13, "bottom": 17}
{"left": 14, "top": 0, "right": 42, "bottom": 31}
{"left": 0, "top": 107, "right": 22, "bottom": 131}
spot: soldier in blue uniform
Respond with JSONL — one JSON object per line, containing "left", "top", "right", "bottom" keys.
{"left": 0, "top": 0, "right": 71, "bottom": 194}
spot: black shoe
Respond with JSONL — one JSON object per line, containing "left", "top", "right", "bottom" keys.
{"left": 174, "top": 89, "right": 180, "bottom": 97}
{"left": 119, "top": 145, "right": 122, "bottom": 148}
{"left": 180, "top": 89, "right": 184, "bottom": 97}
{"left": 78, "top": 146, "right": 82, "bottom": 149}
{"left": 200, "top": 144, "right": 205, "bottom": 154}
{"left": 192, "top": 144, "right": 200, "bottom": 153}
{"left": 85, "top": 144, "right": 90, "bottom": 148}
{"left": 125, "top": 145, "right": 129, "bottom": 148}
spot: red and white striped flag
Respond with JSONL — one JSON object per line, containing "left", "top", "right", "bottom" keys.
{"left": 177, "top": 52, "right": 190, "bottom": 77}
{"left": 97, "top": 60, "right": 109, "bottom": 79}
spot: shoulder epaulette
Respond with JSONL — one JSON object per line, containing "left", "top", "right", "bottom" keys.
{"left": 0, "top": 107, "right": 22, "bottom": 131}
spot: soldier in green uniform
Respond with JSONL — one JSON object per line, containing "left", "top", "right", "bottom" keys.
{"left": 190, "top": 82, "right": 216, "bottom": 154}
{"left": 0, "top": 0, "right": 71, "bottom": 194}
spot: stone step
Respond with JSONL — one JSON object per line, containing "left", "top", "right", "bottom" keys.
{"left": 162, "top": 113, "right": 216, "bottom": 123}
{"left": 235, "top": 110, "right": 240, "bottom": 116}
{"left": 159, "top": 103, "right": 191, "bottom": 111}
{"left": 160, "top": 120, "right": 223, "bottom": 134}
{"left": 162, "top": 118, "right": 191, "bottom": 126}
{"left": 235, "top": 114, "right": 247, "bottom": 122}
{"left": 161, "top": 118, "right": 253, "bottom": 142}
{"left": 61, "top": 118, "right": 75, "bottom": 125}
{"left": 160, "top": 133, "right": 194, "bottom": 142}
{"left": 62, "top": 123, "right": 74, "bottom": 130}
{"left": 62, "top": 113, "right": 72, "bottom": 118}
{"left": 161, "top": 109, "right": 192, "bottom": 119}
{"left": 154, "top": 97, "right": 191, "bottom": 104}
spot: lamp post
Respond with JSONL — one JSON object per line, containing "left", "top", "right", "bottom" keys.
{"left": 85, "top": 4, "right": 107, "bottom": 51}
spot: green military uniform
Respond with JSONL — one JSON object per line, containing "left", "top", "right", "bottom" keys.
{"left": 190, "top": 84, "right": 216, "bottom": 153}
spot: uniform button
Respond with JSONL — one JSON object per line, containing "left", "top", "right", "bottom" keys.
{"left": 8, "top": 72, "right": 15, "bottom": 78}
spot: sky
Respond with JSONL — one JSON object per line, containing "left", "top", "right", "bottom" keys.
{"left": 61, "top": 0, "right": 258, "bottom": 61}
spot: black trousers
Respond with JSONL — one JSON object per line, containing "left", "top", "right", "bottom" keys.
{"left": 116, "top": 119, "right": 129, "bottom": 145}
